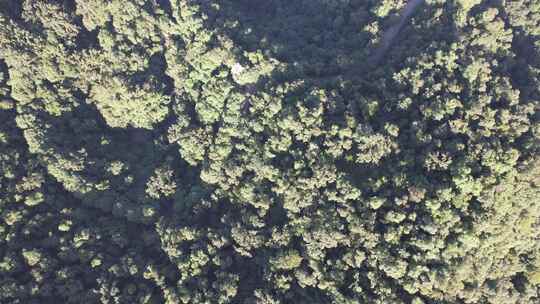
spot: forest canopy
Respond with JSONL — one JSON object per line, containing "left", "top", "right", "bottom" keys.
{"left": 0, "top": 0, "right": 539, "bottom": 303}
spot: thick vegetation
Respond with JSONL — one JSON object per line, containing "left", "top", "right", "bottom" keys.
{"left": 0, "top": 1, "right": 539, "bottom": 303}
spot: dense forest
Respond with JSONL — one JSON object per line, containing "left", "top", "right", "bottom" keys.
{"left": 0, "top": 0, "right": 539, "bottom": 303}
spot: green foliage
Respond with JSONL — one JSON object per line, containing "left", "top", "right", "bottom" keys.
{"left": 0, "top": 0, "right": 539, "bottom": 303}
{"left": 89, "top": 77, "right": 171, "bottom": 129}
{"left": 271, "top": 250, "right": 303, "bottom": 270}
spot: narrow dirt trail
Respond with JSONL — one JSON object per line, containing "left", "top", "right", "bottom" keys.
{"left": 369, "top": 0, "right": 425, "bottom": 66}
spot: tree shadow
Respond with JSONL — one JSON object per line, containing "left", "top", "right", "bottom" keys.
{"left": 198, "top": 0, "right": 374, "bottom": 81}
{"left": 156, "top": 0, "right": 174, "bottom": 19}
{"left": 0, "top": 109, "right": 171, "bottom": 304}
{"left": 191, "top": 0, "right": 443, "bottom": 128}
{"left": 27, "top": 100, "right": 196, "bottom": 224}
{"left": 192, "top": 0, "right": 472, "bottom": 200}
